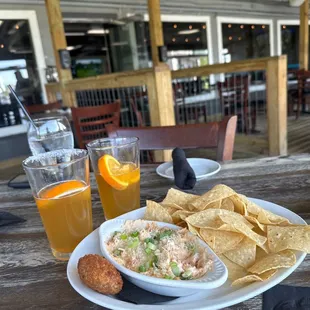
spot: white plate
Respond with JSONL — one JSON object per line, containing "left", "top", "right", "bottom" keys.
{"left": 156, "top": 158, "right": 221, "bottom": 180}
{"left": 67, "top": 198, "right": 307, "bottom": 310}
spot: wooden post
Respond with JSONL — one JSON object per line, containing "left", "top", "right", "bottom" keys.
{"left": 147, "top": 0, "right": 164, "bottom": 67}
{"left": 147, "top": 0, "right": 175, "bottom": 162}
{"left": 299, "top": 0, "right": 309, "bottom": 70}
{"left": 266, "top": 55, "right": 287, "bottom": 156}
{"left": 45, "top": 0, "right": 75, "bottom": 107}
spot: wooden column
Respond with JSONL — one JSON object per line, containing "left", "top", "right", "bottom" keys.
{"left": 299, "top": 0, "right": 309, "bottom": 70}
{"left": 266, "top": 55, "right": 287, "bottom": 156}
{"left": 45, "top": 0, "right": 75, "bottom": 107}
{"left": 147, "top": 0, "right": 175, "bottom": 162}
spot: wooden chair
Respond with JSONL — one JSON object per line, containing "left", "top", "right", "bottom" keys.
{"left": 217, "top": 75, "right": 255, "bottom": 134}
{"left": 106, "top": 116, "right": 237, "bottom": 162}
{"left": 25, "top": 101, "right": 62, "bottom": 115}
{"left": 71, "top": 100, "right": 121, "bottom": 149}
{"left": 288, "top": 69, "right": 310, "bottom": 119}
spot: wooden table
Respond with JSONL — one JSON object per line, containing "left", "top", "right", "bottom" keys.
{"left": 1, "top": 155, "right": 310, "bottom": 309}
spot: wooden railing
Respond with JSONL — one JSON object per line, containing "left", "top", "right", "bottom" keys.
{"left": 45, "top": 56, "right": 287, "bottom": 157}
{"left": 171, "top": 55, "right": 287, "bottom": 156}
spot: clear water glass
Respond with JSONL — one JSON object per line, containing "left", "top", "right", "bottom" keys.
{"left": 27, "top": 116, "right": 74, "bottom": 155}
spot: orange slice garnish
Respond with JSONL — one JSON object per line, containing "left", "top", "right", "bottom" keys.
{"left": 40, "top": 180, "right": 85, "bottom": 199}
{"left": 98, "top": 154, "right": 129, "bottom": 190}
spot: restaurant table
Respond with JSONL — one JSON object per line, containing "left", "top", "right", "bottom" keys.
{"left": 1, "top": 155, "right": 310, "bottom": 310}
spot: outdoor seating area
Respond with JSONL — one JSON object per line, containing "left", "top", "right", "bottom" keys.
{"left": 1, "top": 0, "right": 310, "bottom": 310}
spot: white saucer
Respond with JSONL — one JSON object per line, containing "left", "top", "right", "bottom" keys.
{"left": 156, "top": 158, "right": 221, "bottom": 180}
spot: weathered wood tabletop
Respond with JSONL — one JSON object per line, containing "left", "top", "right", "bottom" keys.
{"left": 1, "top": 155, "right": 310, "bottom": 310}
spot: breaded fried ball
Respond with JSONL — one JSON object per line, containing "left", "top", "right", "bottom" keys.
{"left": 78, "top": 254, "right": 123, "bottom": 294}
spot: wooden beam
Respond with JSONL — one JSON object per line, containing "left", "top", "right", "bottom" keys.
{"left": 266, "top": 55, "right": 287, "bottom": 156}
{"left": 299, "top": 0, "right": 309, "bottom": 70}
{"left": 45, "top": 0, "right": 75, "bottom": 107}
{"left": 172, "top": 56, "right": 279, "bottom": 79}
{"left": 146, "top": 64, "right": 176, "bottom": 161}
{"left": 147, "top": 0, "right": 164, "bottom": 66}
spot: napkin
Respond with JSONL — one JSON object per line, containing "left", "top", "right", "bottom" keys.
{"left": 172, "top": 148, "right": 196, "bottom": 190}
{"left": 117, "top": 277, "right": 176, "bottom": 304}
{"left": 0, "top": 211, "right": 26, "bottom": 227}
{"left": 263, "top": 285, "right": 310, "bottom": 309}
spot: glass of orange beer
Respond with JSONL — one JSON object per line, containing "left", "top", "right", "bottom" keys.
{"left": 23, "top": 149, "right": 93, "bottom": 260}
{"left": 87, "top": 137, "right": 140, "bottom": 219}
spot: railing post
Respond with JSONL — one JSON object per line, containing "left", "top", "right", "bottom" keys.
{"left": 299, "top": 0, "right": 309, "bottom": 70}
{"left": 147, "top": 0, "right": 175, "bottom": 162}
{"left": 146, "top": 65, "right": 176, "bottom": 162}
{"left": 266, "top": 55, "right": 287, "bottom": 156}
{"left": 45, "top": 0, "right": 76, "bottom": 107}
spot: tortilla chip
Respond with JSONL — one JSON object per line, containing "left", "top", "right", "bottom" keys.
{"left": 175, "top": 221, "right": 187, "bottom": 228}
{"left": 238, "top": 194, "right": 263, "bottom": 215}
{"left": 230, "top": 195, "right": 246, "bottom": 215}
{"left": 267, "top": 225, "right": 310, "bottom": 253}
{"left": 247, "top": 250, "right": 296, "bottom": 274}
{"left": 218, "top": 214, "right": 266, "bottom": 246}
{"left": 171, "top": 210, "right": 194, "bottom": 223}
{"left": 224, "top": 237, "right": 257, "bottom": 268}
{"left": 144, "top": 200, "right": 173, "bottom": 223}
{"left": 245, "top": 215, "right": 267, "bottom": 233}
{"left": 200, "top": 228, "right": 244, "bottom": 254}
{"left": 191, "top": 184, "right": 236, "bottom": 210}
{"left": 257, "top": 209, "right": 291, "bottom": 225}
{"left": 231, "top": 269, "right": 277, "bottom": 286}
{"left": 186, "top": 209, "right": 253, "bottom": 230}
{"left": 162, "top": 188, "right": 198, "bottom": 211}
{"left": 218, "top": 255, "right": 247, "bottom": 281}
{"left": 161, "top": 203, "right": 183, "bottom": 215}
{"left": 187, "top": 223, "right": 200, "bottom": 237}
{"left": 221, "top": 198, "right": 235, "bottom": 212}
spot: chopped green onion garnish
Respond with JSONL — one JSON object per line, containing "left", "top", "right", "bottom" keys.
{"left": 145, "top": 238, "right": 154, "bottom": 244}
{"left": 145, "top": 247, "right": 152, "bottom": 254}
{"left": 164, "top": 275, "right": 174, "bottom": 280}
{"left": 159, "top": 230, "right": 173, "bottom": 240}
{"left": 130, "top": 231, "right": 139, "bottom": 237}
{"left": 145, "top": 261, "right": 152, "bottom": 270}
{"left": 120, "top": 234, "right": 128, "bottom": 240}
{"left": 181, "top": 270, "right": 192, "bottom": 280}
{"left": 139, "top": 265, "right": 146, "bottom": 272}
{"left": 147, "top": 242, "right": 157, "bottom": 251}
{"left": 113, "top": 249, "right": 122, "bottom": 256}
{"left": 170, "top": 262, "right": 181, "bottom": 277}
{"left": 152, "top": 255, "right": 158, "bottom": 267}
{"left": 113, "top": 231, "right": 120, "bottom": 237}
{"left": 128, "top": 237, "right": 139, "bottom": 248}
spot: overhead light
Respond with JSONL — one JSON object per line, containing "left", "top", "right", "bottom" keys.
{"left": 87, "top": 29, "right": 109, "bottom": 35}
{"left": 0, "top": 44, "right": 4, "bottom": 48}
{"left": 185, "top": 38, "right": 189, "bottom": 42}
{"left": 202, "top": 25, "right": 206, "bottom": 29}
{"left": 65, "top": 32, "right": 86, "bottom": 36}
{"left": 229, "top": 36, "right": 232, "bottom": 40}
{"left": 15, "top": 25, "right": 19, "bottom": 30}
{"left": 240, "top": 25, "right": 244, "bottom": 29}
{"left": 238, "top": 37, "right": 242, "bottom": 40}
{"left": 196, "top": 37, "right": 200, "bottom": 42}
{"left": 173, "top": 24, "right": 177, "bottom": 29}
{"left": 178, "top": 29, "right": 200, "bottom": 35}
{"left": 283, "top": 25, "right": 286, "bottom": 29}
{"left": 66, "top": 45, "right": 82, "bottom": 51}
{"left": 172, "top": 37, "right": 176, "bottom": 42}
{"left": 251, "top": 25, "right": 255, "bottom": 29}
{"left": 228, "top": 24, "right": 232, "bottom": 28}
{"left": 262, "top": 25, "right": 266, "bottom": 29}
{"left": 189, "top": 25, "right": 193, "bottom": 29}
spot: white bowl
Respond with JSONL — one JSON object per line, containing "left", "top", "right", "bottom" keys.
{"left": 99, "top": 219, "right": 228, "bottom": 297}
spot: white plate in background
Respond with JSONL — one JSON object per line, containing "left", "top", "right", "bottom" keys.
{"left": 156, "top": 158, "right": 221, "bottom": 180}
